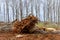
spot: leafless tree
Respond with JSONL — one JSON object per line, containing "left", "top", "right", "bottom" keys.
{"left": 11, "top": 0, "right": 15, "bottom": 21}
{"left": 5, "top": 0, "right": 9, "bottom": 23}
{"left": 19, "top": 0, "right": 23, "bottom": 20}
{"left": 3, "top": 4, "right": 5, "bottom": 22}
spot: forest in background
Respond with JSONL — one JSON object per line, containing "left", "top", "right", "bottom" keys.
{"left": 0, "top": 0, "right": 60, "bottom": 24}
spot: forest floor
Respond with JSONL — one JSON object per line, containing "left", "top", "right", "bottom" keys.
{"left": 0, "top": 33, "right": 60, "bottom": 40}
{"left": 0, "top": 22, "right": 60, "bottom": 40}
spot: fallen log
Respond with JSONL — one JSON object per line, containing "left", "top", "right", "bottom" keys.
{"left": 12, "top": 14, "right": 38, "bottom": 33}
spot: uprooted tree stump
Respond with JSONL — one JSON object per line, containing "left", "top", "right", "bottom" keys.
{"left": 12, "top": 15, "right": 38, "bottom": 34}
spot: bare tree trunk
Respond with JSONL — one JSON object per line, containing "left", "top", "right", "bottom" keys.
{"left": 43, "top": 2, "right": 45, "bottom": 22}
{"left": 3, "top": 4, "right": 5, "bottom": 22}
{"left": 0, "top": 4, "right": 1, "bottom": 13}
{"left": 35, "top": 0, "right": 38, "bottom": 18}
{"left": 20, "top": 0, "right": 23, "bottom": 20}
{"left": 31, "top": 0, "right": 33, "bottom": 15}
{"left": 47, "top": 0, "right": 51, "bottom": 22}
{"left": 53, "top": 1, "right": 55, "bottom": 23}
{"left": 16, "top": 7, "right": 18, "bottom": 20}
{"left": 11, "top": 0, "right": 15, "bottom": 21}
{"left": 5, "top": 0, "right": 9, "bottom": 23}
{"left": 37, "top": 0, "right": 40, "bottom": 21}
{"left": 38, "top": 5, "right": 40, "bottom": 21}
{"left": 46, "top": 0, "right": 49, "bottom": 22}
{"left": 58, "top": 0, "right": 60, "bottom": 24}
{"left": 26, "top": 0, "right": 28, "bottom": 16}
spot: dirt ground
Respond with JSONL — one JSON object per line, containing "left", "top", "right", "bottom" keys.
{"left": 0, "top": 33, "right": 60, "bottom": 40}
{"left": 0, "top": 22, "right": 60, "bottom": 40}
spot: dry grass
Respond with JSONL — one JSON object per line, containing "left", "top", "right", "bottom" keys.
{"left": 37, "top": 22, "right": 60, "bottom": 30}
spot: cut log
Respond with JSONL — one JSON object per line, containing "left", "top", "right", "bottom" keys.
{"left": 12, "top": 14, "right": 38, "bottom": 33}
